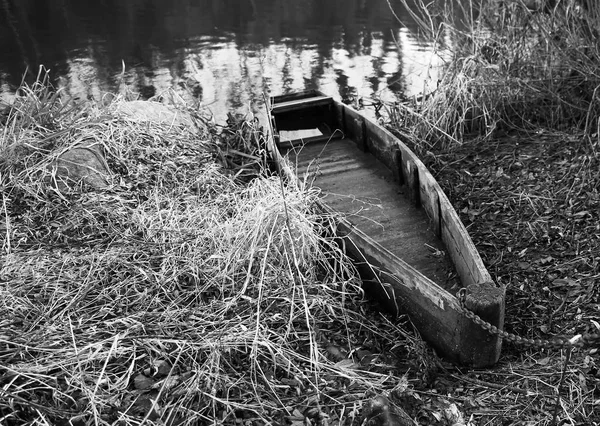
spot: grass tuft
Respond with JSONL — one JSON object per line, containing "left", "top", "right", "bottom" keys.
{"left": 391, "top": 0, "right": 600, "bottom": 149}
{"left": 0, "top": 74, "right": 422, "bottom": 425}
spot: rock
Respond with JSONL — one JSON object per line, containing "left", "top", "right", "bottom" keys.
{"left": 51, "top": 139, "right": 111, "bottom": 191}
{"left": 361, "top": 395, "right": 417, "bottom": 426}
{"left": 133, "top": 373, "right": 155, "bottom": 391}
{"left": 116, "top": 100, "right": 195, "bottom": 128}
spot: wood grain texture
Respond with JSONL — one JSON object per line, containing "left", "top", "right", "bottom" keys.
{"left": 267, "top": 92, "right": 504, "bottom": 366}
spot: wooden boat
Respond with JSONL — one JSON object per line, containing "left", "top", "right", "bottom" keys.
{"left": 264, "top": 90, "right": 505, "bottom": 367}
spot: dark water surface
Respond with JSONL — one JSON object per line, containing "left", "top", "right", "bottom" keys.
{"left": 0, "top": 0, "right": 444, "bottom": 121}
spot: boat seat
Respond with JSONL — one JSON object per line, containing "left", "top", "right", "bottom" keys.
{"left": 272, "top": 95, "right": 333, "bottom": 114}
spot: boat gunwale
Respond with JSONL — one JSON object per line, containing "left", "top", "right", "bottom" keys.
{"left": 264, "top": 90, "right": 505, "bottom": 367}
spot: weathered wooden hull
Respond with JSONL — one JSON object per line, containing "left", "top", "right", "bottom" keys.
{"left": 265, "top": 90, "right": 505, "bottom": 367}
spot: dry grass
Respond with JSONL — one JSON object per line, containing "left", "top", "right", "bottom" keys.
{"left": 3, "top": 58, "right": 597, "bottom": 424}
{"left": 0, "top": 74, "right": 428, "bottom": 425}
{"left": 382, "top": 1, "right": 600, "bottom": 424}
{"left": 390, "top": 0, "right": 600, "bottom": 148}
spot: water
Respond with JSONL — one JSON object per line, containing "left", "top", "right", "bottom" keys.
{"left": 0, "top": 0, "right": 444, "bottom": 122}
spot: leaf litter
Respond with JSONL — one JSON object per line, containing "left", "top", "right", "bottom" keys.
{"left": 0, "top": 76, "right": 461, "bottom": 426}
{"left": 406, "top": 130, "right": 600, "bottom": 425}
{"left": 3, "top": 70, "right": 599, "bottom": 425}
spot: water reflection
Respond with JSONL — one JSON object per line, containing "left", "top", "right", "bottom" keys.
{"left": 0, "top": 0, "right": 445, "bottom": 121}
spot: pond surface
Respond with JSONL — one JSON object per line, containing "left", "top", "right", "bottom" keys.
{"left": 0, "top": 0, "right": 445, "bottom": 122}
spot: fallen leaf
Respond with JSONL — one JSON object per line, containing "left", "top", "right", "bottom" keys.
{"left": 335, "top": 359, "right": 358, "bottom": 369}
{"left": 152, "top": 375, "right": 180, "bottom": 390}
{"left": 537, "top": 357, "right": 551, "bottom": 366}
{"left": 134, "top": 374, "right": 154, "bottom": 390}
{"left": 153, "top": 359, "right": 172, "bottom": 377}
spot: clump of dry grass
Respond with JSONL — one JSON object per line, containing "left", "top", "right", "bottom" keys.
{"left": 0, "top": 74, "right": 421, "bottom": 425}
{"left": 382, "top": 2, "right": 600, "bottom": 424}
{"left": 390, "top": 0, "right": 600, "bottom": 147}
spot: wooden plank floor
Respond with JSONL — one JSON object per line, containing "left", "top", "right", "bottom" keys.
{"left": 283, "top": 137, "right": 460, "bottom": 292}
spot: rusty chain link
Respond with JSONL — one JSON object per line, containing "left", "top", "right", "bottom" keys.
{"left": 457, "top": 288, "right": 600, "bottom": 350}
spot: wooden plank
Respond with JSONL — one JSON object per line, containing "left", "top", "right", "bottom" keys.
{"left": 288, "top": 137, "right": 457, "bottom": 288}
{"left": 393, "top": 150, "right": 404, "bottom": 185}
{"left": 272, "top": 96, "right": 333, "bottom": 114}
{"left": 401, "top": 157, "right": 420, "bottom": 205}
{"left": 463, "top": 281, "right": 505, "bottom": 366}
{"left": 278, "top": 133, "right": 343, "bottom": 149}
{"left": 324, "top": 206, "right": 503, "bottom": 367}
{"left": 337, "top": 103, "right": 503, "bottom": 364}
{"left": 341, "top": 109, "right": 368, "bottom": 152}
{"left": 343, "top": 108, "right": 394, "bottom": 168}
{"left": 264, "top": 96, "right": 504, "bottom": 366}
{"left": 272, "top": 89, "right": 326, "bottom": 104}
{"left": 439, "top": 195, "right": 491, "bottom": 286}
{"left": 342, "top": 104, "right": 493, "bottom": 288}
{"left": 363, "top": 119, "right": 397, "bottom": 170}
{"left": 333, "top": 103, "right": 346, "bottom": 136}
{"left": 419, "top": 171, "right": 442, "bottom": 236}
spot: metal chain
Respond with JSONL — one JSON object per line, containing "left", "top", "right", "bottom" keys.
{"left": 457, "top": 288, "right": 600, "bottom": 350}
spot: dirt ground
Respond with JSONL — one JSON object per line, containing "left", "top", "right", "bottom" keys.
{"left": 405, "top": 130, "right": 600, "bottom": 425}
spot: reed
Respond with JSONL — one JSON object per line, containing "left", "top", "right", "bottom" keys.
{"left": 390, "top": 0, "right": 600, "bottom": 148}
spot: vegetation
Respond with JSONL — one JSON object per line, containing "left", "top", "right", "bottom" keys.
{"left": 2, "top": 1, "right": 599, "bottom": 423}
{"left": 391, "top": 0, "right": 600, "bottom": 146}
{"left": 0, "top": 74, "right": 450, "bottom": 425}
{"left": 384, "top": 0, "right": 600, "bottom": 424}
